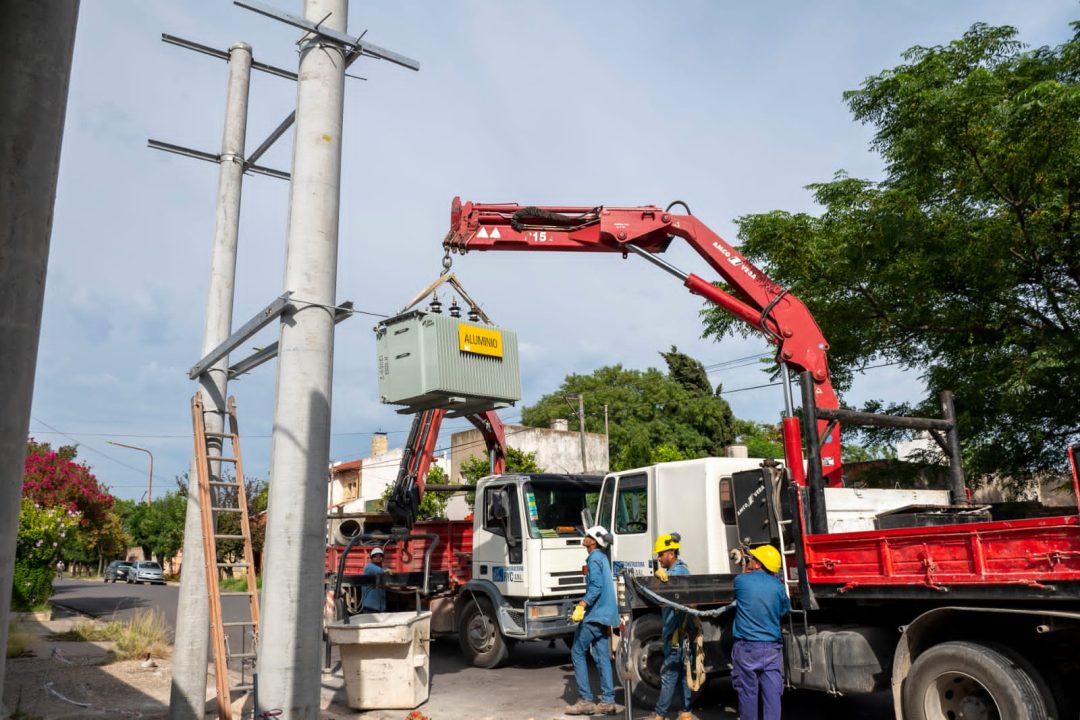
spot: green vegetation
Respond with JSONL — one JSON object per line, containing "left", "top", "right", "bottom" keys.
{"left": 6, "top": 623, "right": 35, "bottom": 659}
{"left": 522, "top": 347, "right": 736, "bottom": 471}
{"left": 460, "top": 446, "right": 545, "bottom": 509}
{"left": 219, "top": 574, "right": 263, "bottom": 593}
{"left": 380, "top": 465, "right": 450, "bottom": 520}
{"left": 703, "top": 22, "right": 1080, "bottom": 486}
{"left": 48, "top": 610, "right": 171, "bottom": 661}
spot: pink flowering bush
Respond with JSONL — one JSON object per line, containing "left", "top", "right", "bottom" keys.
{"left": 13, "top": 499, "right": 80, "bottom": 609}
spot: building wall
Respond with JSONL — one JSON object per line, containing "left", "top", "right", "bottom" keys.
{"left": 449, "top": 424, "right": 609, "bottom": 482}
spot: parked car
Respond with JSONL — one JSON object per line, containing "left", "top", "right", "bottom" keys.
{"left": 126, "top": 560, "right": 166, "bottom": 585}
{"left": 103, "top": 560, "right": 133, "bottom": 583}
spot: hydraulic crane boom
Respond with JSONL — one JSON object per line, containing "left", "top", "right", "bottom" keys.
{"left": 386, "top": 406, "right": 507, "bottom": 530}
{"left": 444, "top": 197, "right": 844, "bottom": 491}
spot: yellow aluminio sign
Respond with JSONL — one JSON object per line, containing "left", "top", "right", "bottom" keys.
{"left": 458, "top": 324, "right": 503, "bottom": 358}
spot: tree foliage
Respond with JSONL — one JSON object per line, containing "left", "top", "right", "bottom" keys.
{"left": 460, "top": 446, "right": 545, "bottom": 509}
{"left": 521, "top": 347, "right": 737, "bottom": 471}
{"left": 380, "top": 465, "right": 450, "bottom": 521}
{"left": 703, "top": 22, "right": 1080, "bottom": 483}
{"left": 13, "top": 499, "right": 80, "bottom": 609}
{"left": 23, "top": 441, "right": 113, "bottom": 528}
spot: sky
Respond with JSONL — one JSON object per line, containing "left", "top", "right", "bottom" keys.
{"left": 32, "top": 1, "right": 1078, "bottom": 501}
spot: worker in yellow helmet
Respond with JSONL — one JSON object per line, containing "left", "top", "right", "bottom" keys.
{"left": 731, "top": 544, "right": 789, "bottom": 720}
{"left": 647, "top": 532, "right": 693, "bottom": 720}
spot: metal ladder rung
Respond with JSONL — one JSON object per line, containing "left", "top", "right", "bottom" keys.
{"left": 221, "top": 591, "right": 254, "bottom": 597}
{"left": 204, "top": 431, "right": 234, "bottom": 438}
{"left": 214, "top": 534, "right": 245, "bottom": 540}
{"left": 222, "top": 621, "right": 256, "bottom": 628}
{"left": 229, "top": 652, "right": 257, "bottom": 659}
{"left": 208, "top": 480, "right": 239, "bottom": 487}
{"left": 206, "top": 455, "right": 238, "bottom": 463}
{"left": 211, "top": 507, "right": 243, "bottom": 512}
{"left": 217, "top": 562, "right": 249, "bottom": 568}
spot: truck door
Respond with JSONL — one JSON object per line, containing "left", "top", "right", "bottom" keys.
{"left": 473, "top": 482, "right": 527, "bottom": 597}
{"left": 606, "top": 473, "right": 651, "bottom": 577}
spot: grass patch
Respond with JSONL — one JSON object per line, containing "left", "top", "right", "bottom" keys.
{"left": 219, "top": 574, "right": 261, "bottom": 592}
{"left": 6, "top": 624, "right": 35, "bottom": 658}
{"left": 47, "top": 610, "right": 171, "bottom": 661}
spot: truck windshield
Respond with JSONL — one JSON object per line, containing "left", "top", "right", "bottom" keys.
{"left": 524, "top": 477, "right": 601, "bottom": 539}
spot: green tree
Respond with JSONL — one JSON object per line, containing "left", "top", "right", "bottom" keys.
{"left": 522, "top": 347, "right": 737, "bottom": 470}
{"left": 734, "top": 421, "right": 786, "bottom": 460}
{"left": 460, "top": 446, "right": 545, "bottom": 509}
{"left": 380, "top": 465, "right": 451, "bottom": 520}
{"left": 703, "top": 22, "right": 1080, "bottom": 485}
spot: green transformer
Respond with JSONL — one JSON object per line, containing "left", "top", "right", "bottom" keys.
{"left": 375, "top": 310, "right": 522, "bottom": 415}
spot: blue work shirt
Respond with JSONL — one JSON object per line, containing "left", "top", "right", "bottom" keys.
{"left": 732, "top": 569, "right": 790, "bottom": 643}
{"left": 661, "top": 559, "right": 690, "bottom": 645}
{"left": 360, "top": 562, "right": 386, "bottom": 612}
{"left": 581, "top": 548, "right": 619, "bottom": 627}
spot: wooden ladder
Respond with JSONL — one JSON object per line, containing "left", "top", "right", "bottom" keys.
{"left": 191, "top": 394, "right": 260, "bottom": 720}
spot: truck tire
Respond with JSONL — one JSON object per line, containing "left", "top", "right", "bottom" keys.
{"left": 903, "top": 640, "right": 1051, "bottom": 720}
{"left": 626, "top": 613, "right": 664, "bottom": 707}
{"left": 458, "top": 598, "right": 511, "bottom": 668}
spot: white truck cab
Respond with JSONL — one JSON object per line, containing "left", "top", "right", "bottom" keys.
{"left": 597, "top": 457, "right": 771, "bottom": 578}
{"left": 456, "top": 473, "right": 603, "bottom": 667}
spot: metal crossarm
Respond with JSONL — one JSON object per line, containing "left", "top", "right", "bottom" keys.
{"left": 192, "top": 394, "right": 261, "bottom": 720}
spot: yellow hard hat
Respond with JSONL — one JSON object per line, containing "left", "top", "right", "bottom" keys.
{"left": 654, "top": 533, "right": 681, "bottom": 556}
{"left": 749, "top": 545, "right": 782, "bottom": 574}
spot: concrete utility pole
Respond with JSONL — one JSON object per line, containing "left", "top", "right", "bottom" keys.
{"left": 170, "top": 42, "right": 252, "bottom": 720}
{"left": 566, "top": 393, "right": 588, "bottom": 473}
{"left": 0, "top": 1, "right": 80, "bottom": 710}
{"left": 257, "top": 0, "right": 347, "bottom": 716}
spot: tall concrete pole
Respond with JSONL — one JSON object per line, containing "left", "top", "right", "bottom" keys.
{"left": 170, "top": 42, "right": 252, "bottom": 720}
{"left": 0, "top": 2, "right": 80, "bottom": 710}
{"left": 257, "top": 0, "right": 346, "bottom": 715}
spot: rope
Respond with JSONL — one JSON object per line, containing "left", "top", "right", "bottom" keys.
{"left": 682, "top": 616, "right": 707, "bottom": 692}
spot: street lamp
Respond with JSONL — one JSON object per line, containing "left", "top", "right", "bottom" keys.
{"left": 107, "top": 441, "right": 154, "bottom": 506}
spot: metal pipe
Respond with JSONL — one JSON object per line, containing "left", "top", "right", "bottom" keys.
{"left": 106, "top": 441, "right": 154, "bottom": 505}
{"left": 799, "top": 372, "right": 828, "bottom": 534}
{"left": 171, "top": 41, "right": 252, "bottom": 720}
{"left": 259, "top": 1, "right": 348, "bottom": 713}
{"left": 0, "top": 1, "right": 79, "bottom": 705}
{"left": 816, "top": 405, "right": 953, "bottom": 432}
{"left": 939, "top": 391, "right": 968, "bottom": 505}
{"left": 625, "top": 243, "right": 689, "bottom": 281}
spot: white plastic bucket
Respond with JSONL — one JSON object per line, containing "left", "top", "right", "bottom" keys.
{"left": 327, "top": 611, "right": 432, "bottom": 710}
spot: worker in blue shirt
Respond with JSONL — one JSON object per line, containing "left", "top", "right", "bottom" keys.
{"left": 566, "top": 526, "right": 618, "bottom": 716}
{"left": 360, "top": 547, "right": 386, "bottom": 613}
{"left": 731, "top": 544, "right": 790, "bottom": 720}
{"left": 648, "top": 532, "right": 693, "bottom": 720}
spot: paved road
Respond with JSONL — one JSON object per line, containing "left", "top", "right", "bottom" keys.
{"left": 53, "top": 579, "right": 892, "bottom": 718}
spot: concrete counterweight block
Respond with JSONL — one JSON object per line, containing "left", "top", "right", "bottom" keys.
{"left": 327, "top": 611, "right": 432, "bottom": 710}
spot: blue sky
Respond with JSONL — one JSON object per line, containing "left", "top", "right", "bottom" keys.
{"left": 33, "top": 1, "right": 1078, "bottom": 500}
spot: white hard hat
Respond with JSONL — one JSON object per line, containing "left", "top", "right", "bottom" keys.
{"left": 370, "top": 547, "right": 384, "bottom": 556}
{"left": 585, "top": 526, "right": 611, "bottom": 549}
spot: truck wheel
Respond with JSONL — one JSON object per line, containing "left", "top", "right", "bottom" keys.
{"left": 625, "top": 613, "right": 665, "bottom": 707}
{"left": 903, "top": 640, "right": 1051, "bottom": 720}
{"left": 458, "top": 598, "right": 511, "bottom": 668}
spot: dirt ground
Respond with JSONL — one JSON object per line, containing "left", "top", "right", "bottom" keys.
{"left": 4, "top": 612, "right": 174, "bottom": 719}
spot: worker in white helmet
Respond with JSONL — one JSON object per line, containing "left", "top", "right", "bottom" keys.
{"left": 566, "top": 525, "right": 618, "bottom": 716}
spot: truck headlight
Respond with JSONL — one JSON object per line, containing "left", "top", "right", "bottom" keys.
{"left": 528, "top": 605, "right": 562, "bottom": 619}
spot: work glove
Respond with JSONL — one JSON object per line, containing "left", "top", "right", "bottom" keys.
{"left": 655, "top": 567, "right": 669, "bottom": 583}
{"left": 571, "top": 603, "right": 586, "bottom": 623}
{"left": 719, "top": 601, "right": 736, "bottom": 615}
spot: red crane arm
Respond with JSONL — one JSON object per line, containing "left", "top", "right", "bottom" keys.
{"left": 387, "top": 406, "right": 507, "bottom": 529}
{"left": 445, "top": 197, "right": 843, "bottom": 487}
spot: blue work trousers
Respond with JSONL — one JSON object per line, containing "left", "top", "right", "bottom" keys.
{"left": 654, "top": 643, "right": 691, "bottom": 715}
{"left": 731, "top": 640, "right": 783, "bottom": 720}
{"left": 571, "top": 621, "right": 614, "bottom": 704}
